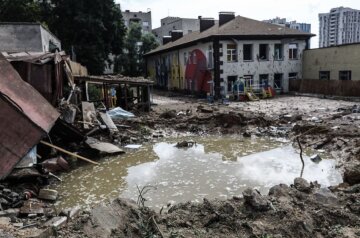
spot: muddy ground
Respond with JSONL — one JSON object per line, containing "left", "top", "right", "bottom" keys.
{"left": 3, "top": 93, "right": 360, "bottom": 237}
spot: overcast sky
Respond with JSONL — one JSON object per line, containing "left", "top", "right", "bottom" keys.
{"left": 116, "top": 0, "right": 360, "bottom": 48}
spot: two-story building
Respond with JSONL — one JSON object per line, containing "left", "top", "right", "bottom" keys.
{"left": 145, "top": 12, "right": 314, "bottom": 98}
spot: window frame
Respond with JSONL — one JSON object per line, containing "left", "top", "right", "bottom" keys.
{"left": 339, "top": 70, "right": 351, "bottom": 80}
{"left": 227, "top": 44, "right": 238, "bottom": 62}
{"left": 288, "top": 43, "right": 298, "bottom": 60}
{"left": 319, "top": 71, "right": 330, "bottom": 80}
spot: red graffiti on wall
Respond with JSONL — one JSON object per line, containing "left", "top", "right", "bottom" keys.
{"left": 185, "top": 49, "right": 211, "bottom": 93}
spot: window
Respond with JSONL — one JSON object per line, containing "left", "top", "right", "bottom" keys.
{"left": 339, "top": 71, "right": 351, "bottom": 80}
{"left": 227, "top": 44, "right": 237, "bottom": 62}
{"left": 259, "top": 74, "right": 269, "bottom": 87}
{"left": 143, "top": 21, "right": 149, "bottom": 27}
{"left": 289, "top": 72, "right": 298, "bottom": 80}
{"left": 274, "top": 74, "right": 283, "bottom": 89}
{"left": 207, "top": 45, "right": 213, "bottom": 69}
{"left": 184, "top": 52, "right": 188, "bottom": 65}
{"left": 243, "top": 44, "right": 253, "bottom": 61}
{"left": 289, "top": 43, "right": 298, "bottom": 60}
{"left": 259, "top": 44, "right": 269, "bottom": 60}
{"left": 319, "top": 71, "right": 330, "bottom": 80}
{"left": 227, "top": 76, "right": 237, "bottom": 92}
{"left": 274, "top": 44, "right": 283, "bottom": 60}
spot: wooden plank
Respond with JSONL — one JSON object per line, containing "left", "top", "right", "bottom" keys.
{"left": 99, "top": 112, "right": 119, "bottom": 133}
{"left": 82, "top": 102, "right": 96, "bottom": 129}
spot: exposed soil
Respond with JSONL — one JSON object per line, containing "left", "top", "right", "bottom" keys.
{"left": 3, "top": 93, "right": 360, "bottom": 237}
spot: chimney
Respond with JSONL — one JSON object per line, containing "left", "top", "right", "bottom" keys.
{"left": 219, "top": 12, "right": 235, "bottom": 26}
{"left": 199, "top": 17, "right": 215, "bottom": 32}
{"left": 171, "top": 30, "right": 183, "bottom": 42}
{"left": 162, "top": 36, "right": 172, "bottom": 45}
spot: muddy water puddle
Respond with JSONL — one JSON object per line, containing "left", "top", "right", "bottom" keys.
{"left": 52, "top": 136, "right": 342, "bottom": 210}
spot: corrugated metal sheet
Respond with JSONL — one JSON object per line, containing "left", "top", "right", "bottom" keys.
{"left": 0, "top": 53, "right": 59, "bottom": 179}
{"left": 0, "top": 54, "right": 59, "bottom": 132}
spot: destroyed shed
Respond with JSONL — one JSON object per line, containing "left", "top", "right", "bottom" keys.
{"left": 74, "top": 75, "right": 154, "bottom": 111}
{"left": 0, "top": 53, "right": 60, "bottom": 179}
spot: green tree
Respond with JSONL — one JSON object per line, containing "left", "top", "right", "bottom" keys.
{"left": 0, "top": 0, "right": 42, "bottom": 22}
{"left": 117, "top": 22, "right": 158, "bottom": 76}
{"left": 48, "top": 0, "right": 126, "bottom": 75}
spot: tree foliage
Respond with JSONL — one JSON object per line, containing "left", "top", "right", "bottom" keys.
{"left": 0, "top": 0, "right": 42, "bottom": 22}
{"left": 48, "top": 0, "right": 126, "bottom": 75}
{"left": 0, "top": 0, "right": 126, "bottom": 75}
{"left": 117, "top": 22, "right": 158, "bottom": 77}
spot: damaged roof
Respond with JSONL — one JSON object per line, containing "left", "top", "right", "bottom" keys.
{"left": 75, "top": 75, "right": 154, "bottom": 86}
{"left": 0, "top": 53, "right": 60, "bottom": 179}
{"left": 146, "top": 15, "right": 315, "bottom": 56}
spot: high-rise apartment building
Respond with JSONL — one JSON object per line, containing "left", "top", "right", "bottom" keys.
{"left": 319, "top": 7, "right": 360, "bottom": 48}
{"left": 263, "top": 17, "right": 311, "bottom": 33}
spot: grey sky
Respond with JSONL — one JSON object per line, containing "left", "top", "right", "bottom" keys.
{"left": 116, "top": 0, "right": 360, "bottom": 48}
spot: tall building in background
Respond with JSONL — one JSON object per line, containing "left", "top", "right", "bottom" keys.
{"left": 121, "top": 9, "right": 152, "bottom": 33}
{"left": 152, "top": 17, "right": 200, "bottom": 45}
{"left": 263, "top": 17, "right": 311, "bottom": 33}
{"left": 319, "top": 7, "right": 360, "bottom": 48}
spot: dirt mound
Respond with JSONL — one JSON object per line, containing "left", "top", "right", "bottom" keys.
{"left": 59, "top": 178, "right": 360, "bottom": 238}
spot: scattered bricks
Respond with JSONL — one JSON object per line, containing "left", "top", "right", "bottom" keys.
{"left": 43, "top": 216, "right": 67, "bottom": 228}
{"left": 38, "top": 189, "right": 58, "bottom": 201}
{"left": 0, "top": 208, "right": 20, "bottom": 218}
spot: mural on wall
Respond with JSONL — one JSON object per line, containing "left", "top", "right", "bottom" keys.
{"left": 185, "top": 49, "right": 212, "bottom": 93}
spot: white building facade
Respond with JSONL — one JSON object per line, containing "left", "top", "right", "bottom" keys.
{"left": 145, "top": 13, "right": 313, "bottom": 98}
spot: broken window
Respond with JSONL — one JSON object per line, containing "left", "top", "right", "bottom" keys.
{"left": 227, "top": 44, "right": 237, "bottom": 62}
{"left": 289, "top": 43, "right": 298, "bottom": 60}
{"left": 288, "top": 72, "right": 298, "bottom": 80}
{"left": 259, "top": 44, "right": 269, "bottom": 60}
{"left": 243, "top": 44, "right": 253, "bottom": 61}
{"left": 339, "top": 71, "right": 351, "bottom": 80}
{"left": 319, "top": 71, "right": 330, "bottom": 80}
{"left": 193, "top": 52, "right": 197, "bottom": 64}
{"left": 259, "top": 74, "right": 269, "bottom": 87}
{"left": 274, "top": 74, "right": 283, "bottom": 89}
{"left": 274, "top": 44, "right": 283, "bottom": 60}
{"left": 227, "top": 76, "right": 237, "bottom": 92}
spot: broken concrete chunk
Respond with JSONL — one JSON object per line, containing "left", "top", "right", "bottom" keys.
{"left": 314, "top": 188, "right": 338, "bottom": 205}
{"left": 43, "top": 216, "right": 67, "bottom": 228}
{"left": 99, "top": 112, "right": 119, "bottom": 133}
{"left": 60, "top": 206, "right": 81, "bottom": 219}
{"left": 0, "top": 208, "right": 19, "bottom": 218}
{"left": 294, "top": 177, "right": 312, "bottom": 193}
{"left": 242, "top": 188, "right": 271, "bottom": 211}
{"left": 86, "top": 137, "right": 124, "bottom": 155}
{"left": 38, "top": 189, "right": 58, "bottom": 201}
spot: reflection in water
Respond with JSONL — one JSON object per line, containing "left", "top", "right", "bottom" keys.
{"left": 52, "top": 136, "right": 342, "bottom": 211}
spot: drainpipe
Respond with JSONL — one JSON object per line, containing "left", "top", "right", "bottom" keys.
{"left": 213, "top": 36, "right": 221, "bottom": 99}
{"left": 177, "top": 50, "right": 181, "bottom": 89}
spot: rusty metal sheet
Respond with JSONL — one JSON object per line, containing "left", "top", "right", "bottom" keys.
{"left": 0, "top": 54, "right": 59, "bottom": 132}
{"left": 0, "top": 98, "right": 44, "bottom": 179}
{"left": 0, "top": 53, "right": 60, "bottom": 179}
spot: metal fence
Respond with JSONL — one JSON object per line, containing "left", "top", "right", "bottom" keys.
{"left": 289, "top": 79, "right": 360, "bottom": 97}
